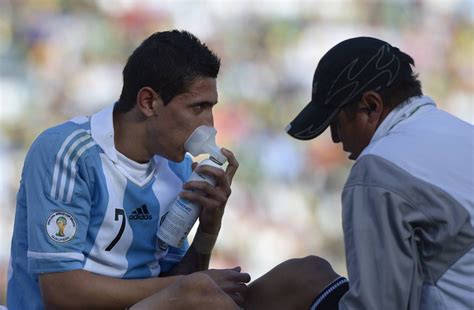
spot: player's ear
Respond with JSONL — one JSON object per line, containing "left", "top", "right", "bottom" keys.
{"left": 360, "top": 91, "right": 383, "bottom": 125}
{"left": 137, "top": 87, "right": 164, "bottom": 117}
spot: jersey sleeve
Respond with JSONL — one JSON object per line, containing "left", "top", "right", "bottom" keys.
{"left": 24, "top": 129, "right": 96, "bottom": 274}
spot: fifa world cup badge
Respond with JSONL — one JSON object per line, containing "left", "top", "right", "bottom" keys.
{"left": 46, "top": 212, "right": 77, "bottom": 243}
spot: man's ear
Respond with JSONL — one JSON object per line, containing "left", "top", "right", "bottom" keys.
{"left": 360, "top": 91, "right": 384, "bottom": 125}
{"left": 137, "top": 87, "right": 164, "bottom": 117}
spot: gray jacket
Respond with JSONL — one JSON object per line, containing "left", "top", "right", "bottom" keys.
{"left": 339, "top": 96, "right": 474, "bottom": 310}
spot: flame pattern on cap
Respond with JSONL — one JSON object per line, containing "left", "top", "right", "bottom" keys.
{"left": 320, "top": 44, "right": 401, "bottom": 107}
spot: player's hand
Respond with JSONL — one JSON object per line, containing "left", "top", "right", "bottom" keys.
{"left": 200, "top": 266, "right": 251, "bottom": 307}
{"left": 180, "top": 148, "right": 238, "bottom": 235}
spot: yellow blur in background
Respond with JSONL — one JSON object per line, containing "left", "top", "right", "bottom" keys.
{"left": 0, "top": 0, "right": 473, "bottom": 304}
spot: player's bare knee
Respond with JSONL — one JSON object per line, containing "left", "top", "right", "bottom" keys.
{"left": 301, "top": 255, "right": 336, "bottom": 278}
{"left": 302, "top": 255, "right": 333, "bottom": 272}
{"left": 278, "top": 255, "right": 331, "bottom": 274}
{"left": 277, "top": 255, "right": 336, "bottom": 289}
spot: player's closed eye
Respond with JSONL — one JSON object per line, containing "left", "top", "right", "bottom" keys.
{"left": 192, "top": 102, "right": 214, "bottom": 113}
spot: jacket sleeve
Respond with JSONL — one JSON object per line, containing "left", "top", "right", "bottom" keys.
{"left": 339, "top": 183, "right": 424, "bottom": 310}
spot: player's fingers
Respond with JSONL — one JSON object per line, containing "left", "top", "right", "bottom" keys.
{"left": 194, "top": 165, "right": 231, "bottom": 195}
{"left": 220, "top": 281, "right": 248, "bottom": 295}
{"left": 231, "top": 282, "right": 249, "bottom": 295}
{"left": 221, "top": 148, "right": 238, "bottom": 184}
{"left": 183, "top": 179, "right": 230, "bottom": 200}
{"left": 234, "top": 272, "right": 251, "bottom": 284}
{"left": 180, "top": 190, "right": 227, "bottom": 210}
{"left": 223, "top": 267, "right": 251, "bottom": 284}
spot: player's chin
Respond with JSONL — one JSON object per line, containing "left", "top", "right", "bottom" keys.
{"left": 160, "top": 148, "right": 186, "bottom": 162}
{"left": 172, "top": 152, "right": 186, "bottom": 163}
{"left": 348, "top": 153, "right": 358, "bottom": 160}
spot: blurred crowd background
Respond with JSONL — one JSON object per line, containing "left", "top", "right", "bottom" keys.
{"left": 0, "top": 0, "right": 473, "bottom": 304}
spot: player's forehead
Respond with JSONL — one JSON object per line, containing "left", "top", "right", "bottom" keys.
{"left": 180, "top": 77, "right": 218, "bottom": 104}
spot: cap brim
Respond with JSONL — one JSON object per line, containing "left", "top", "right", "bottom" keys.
{"left": 286, "top": 100, "right": 340, "bottom": 140}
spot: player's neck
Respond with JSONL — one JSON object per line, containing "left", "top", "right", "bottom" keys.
{"left": 113, "top": 110, "right": 151, "bottom": 164}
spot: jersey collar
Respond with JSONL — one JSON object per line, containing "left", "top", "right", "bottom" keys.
{"left": 90, "top": 103, "right": 118, "bottom": 163}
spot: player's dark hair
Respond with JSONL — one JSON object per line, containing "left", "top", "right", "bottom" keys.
{"left": 116, "top": 30, "right": 220, "bottom": 113}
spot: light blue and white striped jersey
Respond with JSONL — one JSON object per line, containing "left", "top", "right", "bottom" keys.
{"left": 7, "top": 104, "right": 192, "bottom": 310}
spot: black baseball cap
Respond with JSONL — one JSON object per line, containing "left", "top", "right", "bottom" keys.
{"left": 286, "top": 36, "right": 414, "bottom": 140}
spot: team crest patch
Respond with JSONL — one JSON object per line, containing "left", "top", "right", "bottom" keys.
{"left": 46, "top": 212, "right": 77, "bottom": 243}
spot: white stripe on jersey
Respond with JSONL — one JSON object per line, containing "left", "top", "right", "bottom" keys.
{"left": 65, "top": 140, "right": 96, "bottom": 203}
{"left": 83, "top": 154, "right": 134, "bottom": 277}
{"left": 151, "top": 157, "right": 184, "bottom": 277}
{"left": 27, "top": 250, "right": 85, "bottom": 261}
{"left": 50, "top": 129, "right": 90, "bottom": 198}
{"left": 58, "top": 134, "right": 92, "bottom": 201}
{"left": 51, "top": 129, "right": 88, "bottom": 198}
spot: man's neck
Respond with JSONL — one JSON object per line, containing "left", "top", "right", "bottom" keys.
{"left": 113, "top": 110, "right": 151, "bottom": 164}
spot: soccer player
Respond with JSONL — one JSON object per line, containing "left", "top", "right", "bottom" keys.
{"left": 7, "top": 30, "right": 249, "bottom": 309}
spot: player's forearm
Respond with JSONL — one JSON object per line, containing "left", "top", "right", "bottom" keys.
{"left": 162, "top": 226, "right": 219, "bottom": 275}
{"left": 39, "top": 269, "right": 184, "bottom": 309}
{"left": 161, "top": 245, "right": 211, "bottom": 275}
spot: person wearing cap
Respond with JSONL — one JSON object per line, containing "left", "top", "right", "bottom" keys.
{"left": 287, "top": 36, "right": 474, "bottom": 309}
{"left": 7, "top": 29, "right": 248, "bottom": 309}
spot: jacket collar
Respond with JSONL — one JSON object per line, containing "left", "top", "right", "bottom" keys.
{"left": 370, "top": 95, "right": 435, "bottom": 144}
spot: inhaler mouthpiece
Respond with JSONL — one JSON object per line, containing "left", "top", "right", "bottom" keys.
{"left": 184, "top": 126, "right": 227, "bottom": 164}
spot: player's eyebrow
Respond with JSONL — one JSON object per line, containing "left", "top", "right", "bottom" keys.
{"left": 190, "top": 100, "right": 218, "bottom": 106}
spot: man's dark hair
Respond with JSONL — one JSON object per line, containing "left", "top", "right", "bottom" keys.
{"left": 379, "top": 71, "right": 423, "bottom": 109}
{"left": 343, "top": 70, "right": 423, "bottom": 117}
{"left": 116, "top": 30, "right": 220, "bottom": 113}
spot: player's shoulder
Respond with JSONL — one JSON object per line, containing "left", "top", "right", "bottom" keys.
{"left": 28, "top": 116, "right": 95, "bottom": 161}
{"left": 44, "top": 116, "right": 91, "bottom": 139}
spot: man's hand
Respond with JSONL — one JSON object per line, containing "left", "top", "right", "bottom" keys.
{"left": 201, "top": 266, "right": 251, "bottom": 307}
{"left": 180, "top": 148, "right": 238, "bottom": 235}
{"left": 162, "top": 149, "right": 238, "bottom": 275}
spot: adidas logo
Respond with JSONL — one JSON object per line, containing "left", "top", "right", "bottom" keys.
{"left": 129, "top": 204, "right": 153, "bottom": 220}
